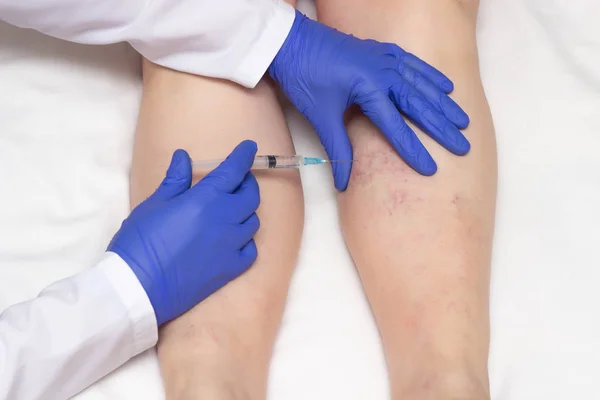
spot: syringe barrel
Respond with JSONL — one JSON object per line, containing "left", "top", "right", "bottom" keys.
{"left": 255, "top": 155, "right": 303, "bottom": 169}
{"left": 192, "top": 155, "right": 304, "bottom": 171}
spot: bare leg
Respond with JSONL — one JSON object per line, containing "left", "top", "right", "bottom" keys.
{"left": 130, "top": 19, "right": 301, "bottom": 399}
{"left": 316, "top": 0, "right": 496, "bottom": 398}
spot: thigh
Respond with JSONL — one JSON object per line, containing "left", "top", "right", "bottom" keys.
{"left": 131, "top": 59, "right": 303, "bottom": 398}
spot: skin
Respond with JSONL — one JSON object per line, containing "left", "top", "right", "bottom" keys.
{"left": 130, "top": 0, "right": 496, "bottom": 398}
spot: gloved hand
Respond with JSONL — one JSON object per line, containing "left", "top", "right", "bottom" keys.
{"left": 108, "top": 141, "right": 260, "bottom": 326}
{"left": 269, "top": 11, "right": 470, "bottom": 191}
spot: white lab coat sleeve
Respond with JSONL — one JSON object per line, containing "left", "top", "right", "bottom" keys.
{"left": 0, "top": 252, "right": 158, "bottom": 400}
{"left": 0, "top": 0, "right": 296, "bottom": 88}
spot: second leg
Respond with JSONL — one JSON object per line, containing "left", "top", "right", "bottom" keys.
{"left": 316, "top": 0, "right": 497, "bottom": 398}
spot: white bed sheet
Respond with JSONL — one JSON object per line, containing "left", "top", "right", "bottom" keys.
{"left": 1, "top": 0, "right": 599, "bottom": 399}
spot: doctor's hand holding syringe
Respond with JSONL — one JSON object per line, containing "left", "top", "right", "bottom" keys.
{"left": 0, "top": 141, "right": 264, "bottom": 399}
{"left": 108, "top": 142, "right": 262, "bottom": 328}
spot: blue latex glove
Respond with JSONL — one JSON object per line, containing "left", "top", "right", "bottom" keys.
{"left": 269, "top": 11, "right": 470, "bottom": 191}
{"left": 108, "top": 141, "right": 260, "bottom": 326}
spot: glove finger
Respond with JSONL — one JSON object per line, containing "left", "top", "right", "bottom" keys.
{"left": 313, "top": 116, "right": 353, "bottom": 191}
{"left": 233, "top": 172, "right": 261, "bottom": 222}
{"left": 398, "top": 66, "right": 470, "bottom": 129}
{"left": 192, "top": 140, "right": 258, "bottom": 195}
{"left": 218, "top": 173, "right": 260, "bottom": 223}
{"left": 233, "top": 213, "right": 261, "bottom": 249}
{"left": 152, "top": 149, "right": 192, "bottom": 201}
{"left": 236, "top": 239, "right": 258, "bottom": 272}
{"left": 390, "top": 81, "right": 470, "bottom": 156}
{"left": 359, "top": 95, "right": 437, "bottom": 175}
{"left": 400, "top": 51, "right": 454, "bottom": 94}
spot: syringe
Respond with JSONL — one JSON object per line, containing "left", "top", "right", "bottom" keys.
{"left": 192, "top": 155, "right": 352, "bottom": 171}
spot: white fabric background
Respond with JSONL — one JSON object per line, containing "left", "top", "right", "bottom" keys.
{"left": 1, "top": 0, "right": 599, "bottom": 399}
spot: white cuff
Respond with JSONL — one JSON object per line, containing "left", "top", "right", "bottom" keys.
{"left": 234, "top": 0, "right": 296, "bottom": 88}
{"left": 98, "top": 252, "right": 158, "bottom": 355}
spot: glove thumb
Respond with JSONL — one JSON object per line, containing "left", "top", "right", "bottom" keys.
{"left": 313, "top": 116, "right": 353, "bottom": 191}
{"left": 152, "top": 149, "right": 193, "bottom": 200}
{"left": 192, "top": 140, "right": 257, "bottom": 195}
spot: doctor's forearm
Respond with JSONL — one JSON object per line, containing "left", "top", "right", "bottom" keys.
{"left": 0, "top": 253, "right": 157, "bottom": 400}
{"left": 0, "top": 0, "right": 295, "bottom": 87}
